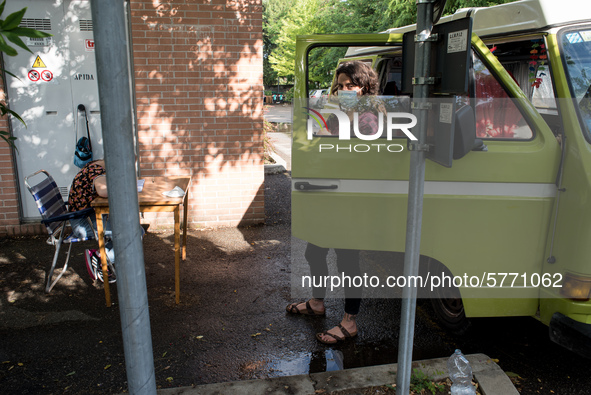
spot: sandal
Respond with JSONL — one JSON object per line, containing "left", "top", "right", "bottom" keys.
{"left": 316, "top": 323, "right": 358, "bottom": 344}
{"left": 285, "top": 300, "right": 325, "bottom": 316}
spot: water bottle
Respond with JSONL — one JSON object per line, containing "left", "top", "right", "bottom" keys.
{"left": 447, "top": 349, "right": 477, "bottom": 395}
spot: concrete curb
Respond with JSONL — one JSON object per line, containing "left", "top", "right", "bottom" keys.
{"left": 270, "top": 150, "right": 288, "bottom": 169}
{"left": 264, "top": 151, "right": 288, "bottom": 174}
{"left": 156, "top": 353, "right": 518, "bottom": 395}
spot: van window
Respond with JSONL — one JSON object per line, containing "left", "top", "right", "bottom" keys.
{"left": 560, "top": 27, "right": 591, "bottom": 140}
{"left": 472, "top": 53, "right": 534, "bottom": 140}
{"left": 376, "top": 56, "right": 403, "bottom": 96}
{"left": 307, "top": 46, "right": 346, "bottom": 95}
{"left": 485, "top": 39, "right": 557, "bottom": 112}
{"left": 306, "top": 45, "right": 409, "bottom": 138}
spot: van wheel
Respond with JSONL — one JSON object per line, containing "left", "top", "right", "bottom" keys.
{"left": 426, "top": 260, "right": 471, "bottom": 335}
{"left": 431, "top": 295, "right": 471, "bottom": 335}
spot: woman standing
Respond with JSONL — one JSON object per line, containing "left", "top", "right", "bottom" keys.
{"left": 286, "top": 61, "right": 384, "bottom": 344}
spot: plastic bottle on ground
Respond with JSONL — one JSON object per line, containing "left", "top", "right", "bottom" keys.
{"left": 447, "top": 349, "right": 477, "bottom": 395}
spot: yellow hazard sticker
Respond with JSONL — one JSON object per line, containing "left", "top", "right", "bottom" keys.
{"left": 32, "top": 55, "right": 46, "bottom": 68}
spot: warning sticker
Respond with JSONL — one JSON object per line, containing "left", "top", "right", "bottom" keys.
{"left": 28, "top": 70, "right": 40, "bottom": 82}
{"left": 41, "top": 70, "right": 53, "bottom": 82}
{"left": 447, "top": 29, "right": 468, "bottom": 54}
{"left": 439, "top": 103, "right": 453, "bottom": 124}
{"left": 32, "top": 56, "right": 46, "bottom": 68}
{"left": 26, "top": 37, "right": 52, "bottom": 47}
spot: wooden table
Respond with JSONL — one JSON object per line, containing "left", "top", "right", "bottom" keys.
{"left": 91, "top": 176, "right": 190, "bottom": 306}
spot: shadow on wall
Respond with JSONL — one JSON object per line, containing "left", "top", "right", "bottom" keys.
{"left": 133, "top": 0, "right": 265, "bottom": 226}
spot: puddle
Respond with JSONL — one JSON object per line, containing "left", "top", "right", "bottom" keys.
{"left": 266, "top": 351, "right": 312, "bottom": 376}
{"left": 264, "top": 349, "right": 348, "bottom": 378}
{"left": 242, "top": 340, "right": 444, "bottom": 381}
{"left": 325, "top": 349, "right": 344, "bottom": 371}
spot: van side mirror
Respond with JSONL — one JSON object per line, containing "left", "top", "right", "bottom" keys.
{"left": 452, "top": 105, "right": 478, "bottom": 160}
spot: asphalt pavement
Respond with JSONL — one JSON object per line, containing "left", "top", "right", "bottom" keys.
{"left": 0, "top": 169, "right": 519, "bottom": 395}
{"left": 0, "top": 104, "right": 584, "bottom": 394}
{"left": 264, "top": 104, "right": 293, "bottom": 124}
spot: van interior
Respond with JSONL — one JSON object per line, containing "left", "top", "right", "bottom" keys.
{"left": 308, "top": 37, "right": 561, "bottom": 141}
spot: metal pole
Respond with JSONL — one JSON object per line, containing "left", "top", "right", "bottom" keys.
{"left": 90, "top": 1, "right": 157, "bottom": 394}
{"left": 396, "top": 1, "right": 434, "bottom": 394}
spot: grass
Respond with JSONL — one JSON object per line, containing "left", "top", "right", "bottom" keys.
{"left": 325, "top": 367, "right": 482, "bottom": 395}
{"left": 409, "top": 368, "right": 446, "bottom": 394}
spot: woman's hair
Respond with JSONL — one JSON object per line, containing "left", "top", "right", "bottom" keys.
{"left": 333, "top": 61, "right": 380, "bottom": 96}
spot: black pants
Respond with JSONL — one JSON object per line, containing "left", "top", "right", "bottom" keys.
{"left": 305, "top": 243, "right": 362, "bottom": 315}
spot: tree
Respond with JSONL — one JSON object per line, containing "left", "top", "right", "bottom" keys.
{"left": 387, "top": 0, "right": 518, "bottom": 26}
{"left": 387, "top": 0, "right": 418, "bottom": 28}
{"left": 268, "top": 0, "right": 320, "bottom": 84}
{"left": 0, "top": 1, "right": 52, "bottom": 152}
{"left": 307, "top": 0, "right": 402, "bottom": 87}
{"left": 263, "top": 0, "right": 294, "bottom": 87}
{"left": 317, "top": 0, "right": 398, "bottom": 34}
{"left": 264, "top": 0, "right": 519, "bottom": 88}
{"left": 267, "top": 0, "right": 401, "bottom": 87}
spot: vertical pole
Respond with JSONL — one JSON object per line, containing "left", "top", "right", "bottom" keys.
{"left": 396, "top": 1, "right": 434, "bottom": 394}
{"left": 90, "top": 1, "right": 157, "bottom": 394}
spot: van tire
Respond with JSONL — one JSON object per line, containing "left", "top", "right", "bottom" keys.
{"left": 430, "top": 296, "right": 471, "bottom": 335}
{"left": 425, "top": 258, "right": 471, "bottom": 335}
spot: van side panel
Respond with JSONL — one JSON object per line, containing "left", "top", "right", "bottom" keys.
{"left": 293, "top": 34, "right": 560, "bottom": 318}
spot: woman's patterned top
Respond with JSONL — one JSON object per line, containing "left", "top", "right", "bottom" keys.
{"left": 68, "top": 161, "right": 106, "bottom": 212}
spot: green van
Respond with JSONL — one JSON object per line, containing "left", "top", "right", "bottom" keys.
{"left": 291, "top": 0, "right": 591, "bottom": 356}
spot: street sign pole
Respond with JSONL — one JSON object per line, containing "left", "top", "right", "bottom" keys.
{"left": 90, "top": 1, "right": 157, "bottom": 394}
{"left": 396, "top": 0, "right": 438, "bottom": 393}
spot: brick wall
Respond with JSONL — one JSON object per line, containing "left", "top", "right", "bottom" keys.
{"left": 0, "top": 102, "right": 21, "bottom": 236}
{"left": 132, "top": 0, "right": 265, "bottom": 229}
{"left": 0, "top": 0, "right": 265, "bottom": 236}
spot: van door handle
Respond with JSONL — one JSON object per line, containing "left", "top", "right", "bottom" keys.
{"left": 294, "top": 182, "right": 338, "bottom": 191}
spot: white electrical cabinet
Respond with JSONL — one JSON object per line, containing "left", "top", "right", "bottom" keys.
{"left": 5, "top": 0, "right": 102, "bottom": 219}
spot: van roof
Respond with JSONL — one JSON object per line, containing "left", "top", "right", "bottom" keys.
{"left": 454, "top": 0, "right": 590, "bottom": 37}
{"left": 345, "top": 0, "right": 590, "bottom": 57}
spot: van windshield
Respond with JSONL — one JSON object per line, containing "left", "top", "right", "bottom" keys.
{"left": 560, "top": 28, "right": 591, "bottom": 139}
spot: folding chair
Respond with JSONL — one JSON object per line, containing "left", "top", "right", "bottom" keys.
{"left": 24, "top": 170, "right": 105, "bottom": 292}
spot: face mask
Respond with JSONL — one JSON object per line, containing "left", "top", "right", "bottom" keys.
{"left": 338, "top": 90, "right": 358, "bottom": 110}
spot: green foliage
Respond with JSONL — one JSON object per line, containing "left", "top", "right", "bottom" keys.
{"left": 263, "top": 59, "right": 278, "bottom": 87}
{"left": 409, "top": 368, "right": 445, "bottom": 395}
{"left": 308, "top": 0, "right": 401, "bottom": 87}
{"left": 262, "top": 118, "right": 276, "bottom": 163}
{"left": 283, "top": 86, "right": 294, "bottom": 103}
{"left": 268, "top": 0, "right": 320, "bottom": 83}
{"left": 263, "top": 0, "right": 293, "bottom": 45}
{"left": 263, "top": 0, "right": 294, "bottom": 86}
{"left": 387, "top": 0, "right": 519, "bottom": 28}
{"left": 317, "top": 0, "right": 399, "bottom": 34}
{"left": 0, "top": 2, "right": 52, "bottom": 56}
{"left": 266, "top": 0, "right": 402, "bottom": 86}
{"left": 0, "top": 0, "right": 52, "bottom": 152}
{"left": 387, "top": 0, "right": 419, "bottom": 28}
{"left": 264, "top": 0, "right": 519, "bottom": 87}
